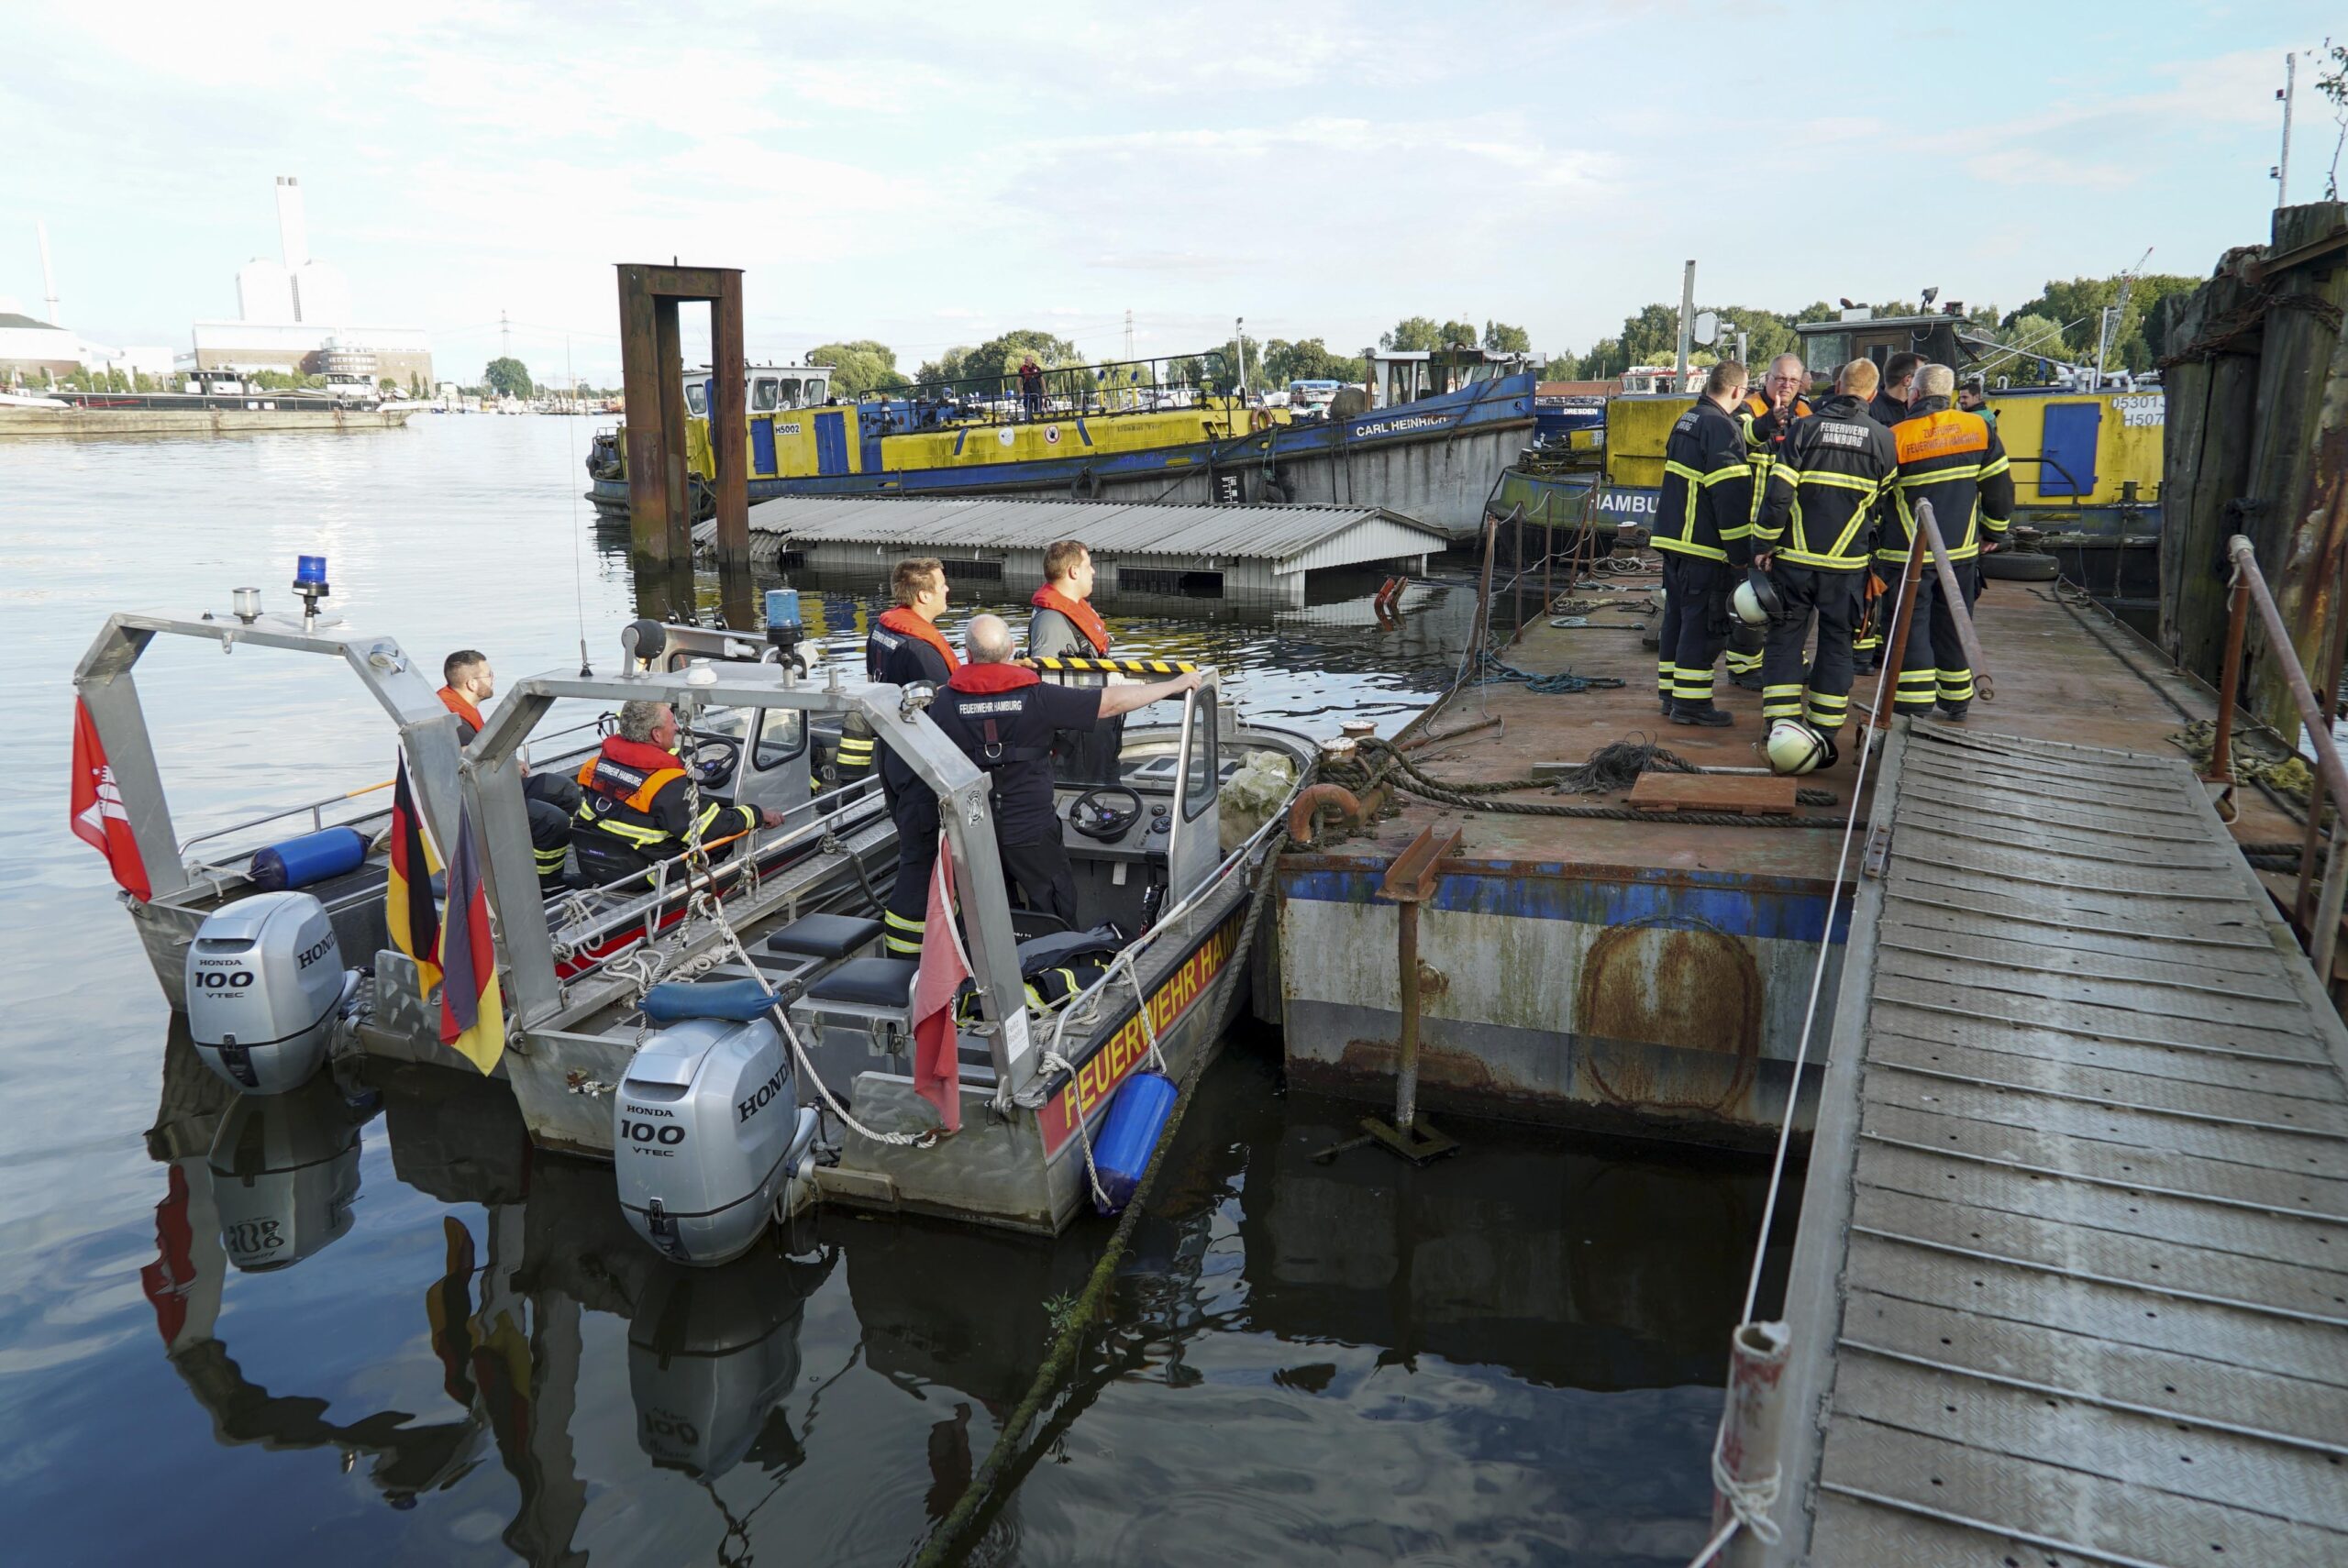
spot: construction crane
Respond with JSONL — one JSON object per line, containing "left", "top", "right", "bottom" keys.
{"left": 2092, "top": 246, "right": 2155, "bottom": 387}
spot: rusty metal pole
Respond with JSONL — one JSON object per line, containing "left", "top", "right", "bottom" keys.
{"left": 616, "top": 265, "right": 670, "bottom": 568}
{"left": 2296, "top": 546, "right": 2348, "bottom": 928}
{"left": 1920, "top": 504, "right": 1994, "bottom": 703}
{"left": 1866, "top": 502, "right": 1934, "bottom": 733}
{"left": 1364, "top": 824, "right": 1461, "bottom": 1164}
{"left": 2229, "top": 534, "right": 2348, "bottom": 980}
{"left": 709, "top": 271, "right": 750, "bottom": 576}
{"left": 1712, "top": 1320, "right": 1791, "bottom": 1568}
{"left": 1512, "top": 506, "right": 1526, "bottom": 646}
{"left": 2206, "top": 572, "right": 2249, "bottom": 820}
{"left": 1394, "top": 899, "right": 1422, "bottom": 1131}
{"left": 654, "top": 298, "right": 689, "bottom": 561}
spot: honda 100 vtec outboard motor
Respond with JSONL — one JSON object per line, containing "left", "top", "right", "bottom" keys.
{"left": 616, "top": 979, "right": 821, "bottom": 1267}
{"left": 185, "top": 891, "right": 360, "bottom": 1094}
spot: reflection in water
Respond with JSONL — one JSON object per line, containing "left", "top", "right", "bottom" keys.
{"left": 207, "top": 1076, "right": 372, "bottom": 1273}
{"left": 125, "top": 1026, "right": 1770, "bottom": 1566}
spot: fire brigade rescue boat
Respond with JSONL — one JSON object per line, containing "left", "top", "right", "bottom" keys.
{"left": 77, "top": 569, "right": 1312, "bottom": 1246}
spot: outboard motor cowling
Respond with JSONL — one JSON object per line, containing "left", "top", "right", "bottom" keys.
{"left": 616, "top": 980, "right": 822, "bottom": 1268}
{"left": 185, "top": 891, "right": 358, "bottom": 1094}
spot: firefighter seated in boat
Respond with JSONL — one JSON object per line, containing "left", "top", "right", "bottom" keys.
{"left": 931, "top": 614, "right": 1197, "bottom": 929}
{"left": 439, "top": 648, "right": 577, "bottom": 894}
{"left": 572, "top": 699, "right": 785, "bottom": 886}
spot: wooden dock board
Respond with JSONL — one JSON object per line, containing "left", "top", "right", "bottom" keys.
{"left": 1768, "top": 723, "right": 2348, "bottom": 1566}
{"left": 1624, "top": 771, "right": 1799, "bottom": 815}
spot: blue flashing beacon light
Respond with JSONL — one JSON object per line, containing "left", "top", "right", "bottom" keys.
{"left": 293, "top": 554, "right": 331, "bottom": 627}
{"left": 765, "top": 588, "right": 805, "bottom": 670}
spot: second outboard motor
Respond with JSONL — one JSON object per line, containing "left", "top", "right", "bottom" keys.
{"left": 616, "top": 980, "right": 821, "bottom": 1268}
{"left": 185, "top": 891, "right": 359, "bottom": 1094}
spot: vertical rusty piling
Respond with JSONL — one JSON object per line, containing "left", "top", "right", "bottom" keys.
{"left": 1363, "top": 824, "right": 1461, "bottom": 1163}
{"left": 615, "top": 262, "right": 749, "bottom": 584}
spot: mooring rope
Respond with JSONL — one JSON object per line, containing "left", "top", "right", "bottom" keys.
{"left": 907, "top": 804, "right": 1297, "bottom": 1566}
{"left": 1350, "top": 734, "right": 1844, "bottom": 826}
{"left": 1674, "top": 567, "right": 1922, "bottom": 1568}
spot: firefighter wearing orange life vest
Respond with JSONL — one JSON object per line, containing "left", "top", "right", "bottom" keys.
{"left": 439, "top": 648, "right": 577, "bottom": 893}
{"left": 1883, "top": 363, "right": 2014, "bottom": 721}
{"left": 1026, "top": 538, "right": 1124, "bottom": 784}
{"left": 573, "top": 699, "right": 783, "bottom": 885}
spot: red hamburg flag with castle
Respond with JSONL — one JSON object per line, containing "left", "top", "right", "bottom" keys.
{"left": 71, "top": 698, "right": 152, "bottom": 900}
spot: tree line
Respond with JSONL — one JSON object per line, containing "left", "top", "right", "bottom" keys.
{"left": 744, "top": 272, "right": 2198, "bottom": 405}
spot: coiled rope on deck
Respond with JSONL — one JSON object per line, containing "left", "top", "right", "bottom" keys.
{"left": 1346, "top": 734, "right": 1843, "bottom": 825}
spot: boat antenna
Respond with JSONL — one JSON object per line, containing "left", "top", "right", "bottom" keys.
{"left": 565, "top": 333, "right": 593, "bottom": 675}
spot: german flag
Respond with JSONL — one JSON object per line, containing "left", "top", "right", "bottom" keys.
{"left": 437, "top": 792, "right": 506, "bottom": 1076}
{"left": 387, "top": 748, "right": 442, "bottom": 994}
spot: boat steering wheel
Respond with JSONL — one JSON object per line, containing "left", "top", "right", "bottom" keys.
{"left": 1068, "top": 785, "right": 1144, "bottom": 842}
{"left": 686, "top": 735, "right": 740, "bottom": 786}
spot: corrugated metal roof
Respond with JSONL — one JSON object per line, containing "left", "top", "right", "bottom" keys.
{"left": 739, "top": 494, "right": 1446, "bottom": 567}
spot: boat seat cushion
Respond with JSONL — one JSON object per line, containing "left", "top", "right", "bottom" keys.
{"left": 641, "top": 978, "right": 781, "bottom": 1025}
{"left": 765, "top": 913, "right": 884, "bottom": 961}
{"left": 804, "top": 957, "right": 919, "bottom": 1010}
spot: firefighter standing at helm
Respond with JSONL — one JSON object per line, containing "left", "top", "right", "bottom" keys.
{"left": 1026, "top": 538, "right": 1124, "bottom": 786}
{"left": 1751, "top": 359, "right": 1899, "bottom": 756}
{"left": 1651, "top": 360, "right": 1755, "bottom": 727}
{"left": 862, "top": 558, "right": 960, "bottom": 957}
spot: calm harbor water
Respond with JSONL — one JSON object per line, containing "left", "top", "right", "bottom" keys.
{"left": 2, "top": 418, "right": 1775, "bottom": 1565}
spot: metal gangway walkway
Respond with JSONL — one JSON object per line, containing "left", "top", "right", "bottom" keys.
{"left": 1768, "top": 720, "right": 2348, "bottom": 1565}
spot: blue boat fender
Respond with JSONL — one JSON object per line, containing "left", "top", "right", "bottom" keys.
{"left": 1090, "top": 1069, "right": 1180, "bottom": 1215}
{"left": 249, "top": 826, "right": 369, "bottom": 891}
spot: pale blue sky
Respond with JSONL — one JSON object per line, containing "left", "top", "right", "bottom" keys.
{"left": 4, "top": 3, "right": 2336, "bottom": 384}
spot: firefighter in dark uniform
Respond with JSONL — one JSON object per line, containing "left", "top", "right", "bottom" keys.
{"left": 1652, "top": 359, "right": 1755, "bottom": 726}
{"left": 1884, "top": 363, "right": 2014, "bottom": 721}
{"left": 1728, "top": 355, "right": 1813, "bottom": 690}
{"left": 572, "top": 700, "right": 781, "bottom": 885}
{"left": 929, "top": 614, "right": 1199, "bottom": 928}
{"left": 863, "top": 558, "right": 958, "bottom": 956}
{"left": 437, "top": 648, "right": 575, "bottom": 894}
{"left": 1752, "top": 359, "right": 1899, "bottom": 745}
{"left": 1855, "top": 350, "right": 1924, "bottom": 670}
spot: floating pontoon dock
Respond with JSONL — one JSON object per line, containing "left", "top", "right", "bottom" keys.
{"left": 1767, "top": 721, "right": 2348, "bottom": 1564}
{"left": 719, "top": 495, "right": 1451, "bottom": 605}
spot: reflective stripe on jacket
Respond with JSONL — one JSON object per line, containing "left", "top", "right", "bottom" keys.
{"left": 1883, "top": 395, "right": 2015, "bottom": 562}
{"left": 1739, "top": 392, "right": 1811, "bottom": 525}
{"left": 572, "top": 741, "right": 753, "bottom": 859}
{"left": 1653, "top": 398, "right": 1755, "bottom": 564}
{"left": 1754, "top": 393, "right": 1898, "bottom": 572}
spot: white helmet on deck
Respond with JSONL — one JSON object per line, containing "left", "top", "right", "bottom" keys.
{"left": 1766, "top": 719, "right": 1828, "bottom": 776}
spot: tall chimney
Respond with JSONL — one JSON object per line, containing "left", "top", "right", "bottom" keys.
{"left": 37, "top": 219, "right": 61, "bottom": 326}
{"left": 275, "top": 176, "right": 309, "bottom": 320}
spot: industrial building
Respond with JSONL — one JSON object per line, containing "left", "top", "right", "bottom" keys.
{"left": 185, "top": 176, "right": 432, "bottom": 385}
{"left": 725, "top": 494, "right": 1449, "bottom": 604}
{"left": 0, "top": 310, "right": 80, "bottom": 383}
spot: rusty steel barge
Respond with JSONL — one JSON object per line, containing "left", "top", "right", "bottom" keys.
{"left": 1268, "top": 553, "right": 2307, "bottom": 1150}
